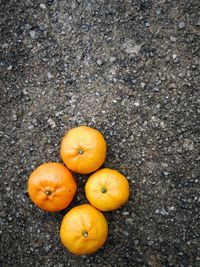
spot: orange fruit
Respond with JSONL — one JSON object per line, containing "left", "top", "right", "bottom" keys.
{"left": 60, "top": 126, "right": 106, "bottom": 174}
{"left": 60, "top": 204, "right": 108, "bottom": 255}
{"left": 85, "top": 168, "right": 129, "bottom": 211}
{"left": 28, "top": 162, "right": 77, "bottom": 212}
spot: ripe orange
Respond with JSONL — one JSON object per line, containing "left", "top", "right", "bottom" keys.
{"left": 85, "top": 168, "right": 129, "bottom": 211}
{"left": 28, "top": 162, "right": 77, "bottom": 212}
{"left": 60, "top": 204, "right": 108, "bottom": 255}
{"left": 60, "top": 126, "right": 106, "bottom": 174}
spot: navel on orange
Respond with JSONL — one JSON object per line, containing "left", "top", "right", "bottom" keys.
{"left": 28, "top": 162, "right": 77, "bottom": 212}
{"left": 85, "top": 168, "right": 129, "bottom": 211}
{"left": 60, "top": 204, "right": 108, "bottom": 255}
{"left": 60, "top": 126, "right": 106, "bottom": 174}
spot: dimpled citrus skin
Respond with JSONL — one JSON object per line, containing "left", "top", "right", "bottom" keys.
{"left": 60, "top": 204, "right": 108, "bottom": 255}
{"left": 85, "top": 168, "right": 129, "bottom": 211}
{"left": 28, "top": 162, "right": 77, "bottom": 212}
{"left": 60, "top": 126, "right": 106, "bottom": 174}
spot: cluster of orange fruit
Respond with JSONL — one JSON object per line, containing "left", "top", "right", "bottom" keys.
{"left": 28, "top": 126, "right": 129, "bottom": 255}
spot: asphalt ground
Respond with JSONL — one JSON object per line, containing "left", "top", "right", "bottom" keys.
{"left": 1, "top": 1, "right": 200, "bottom": 266}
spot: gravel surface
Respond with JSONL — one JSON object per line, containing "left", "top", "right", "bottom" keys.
{"left": 1, "top": 0, "right": 200, "bottom": 266}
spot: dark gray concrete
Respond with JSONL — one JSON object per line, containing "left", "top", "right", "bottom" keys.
{"left": 1, "top": 0, "right": 200, "bottom": 266}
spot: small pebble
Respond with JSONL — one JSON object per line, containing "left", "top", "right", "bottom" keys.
{"left": 109, "top": 57, "right": 116, "bottom": 63}
{"left": 44, "top": 245, "right": 51, "bottom": 252}
{"left": 28, "top": 125, "right": 34, "bottom": 130}
{"left": 155, "top": 208, "right": 169, "bottom": 215}
{"left": 47, "top": 72, "right": 53, "bottom": 79}
{"left": 133, "top": 101, "right": 140, "bottom": 107}
{"left": 141, "top": 82, "right": 146, "bottom": 89}
{"left": 29, "top": 30, "right": 36, "bottom": 38}
{"left": 170, "top": 36, "right": 177, "bottom": 42}
{"left": 179, "top": 22, "right": 185, "bottom": 29}
{"left": 156, "top": 9, "right": 161, "bottom": 15}
{"left": 13, "top": 114, "right": 17, "bottom": 121}
{"left": 97, "top": 59, "right": 103, "bottom": 66}
{"left": 32, "top": 119, "right": 38, "bottom": 127}
{"left": 163, "top": 171, "right": 170, "bottom": 176}
{"left": 122, "top": 211, "right": 129, "bottom": 216}
{"left": 82, "top": 24, "right": 91, "bottom": 32}
{"left": 168, "top": 83, "right": 176, "bottom": 89}
{"left": 47, "top": 118, "right": 56, "bottom": 128}
{"left": 124, "top": 231, "right": 129, "bottom": 236}
{"left": 153, "top": 87, "right": 159, "bottom": 92}
{"left": 40, "top": 4, "right": 46, "bottom": 9}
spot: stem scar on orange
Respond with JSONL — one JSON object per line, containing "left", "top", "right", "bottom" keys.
{"left": 60, "top": 126, "right": 106, "bottom": 174}
{"left": 85, "top": 168, "right": 129, "bottom": 211}
{"left": 28, "top": 162, "right": 77, "bottom": 212}
{"left": 60, "top": 204, "right": 108, "bottom": 255}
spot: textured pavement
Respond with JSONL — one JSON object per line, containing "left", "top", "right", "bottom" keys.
{"left": 1, "top": 0, "right": 200, "bottom": 266}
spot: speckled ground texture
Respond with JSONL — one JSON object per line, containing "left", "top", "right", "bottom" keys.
{"left": 1, "top": 0, "right": 200, "bottom": 266}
